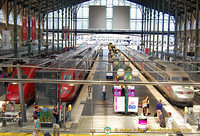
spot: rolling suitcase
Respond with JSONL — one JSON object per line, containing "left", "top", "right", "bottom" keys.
{"left": 159, "top": 114, "right": 166, "bottom": 128}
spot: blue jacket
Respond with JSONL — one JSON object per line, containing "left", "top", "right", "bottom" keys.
{"left": 156, "top": 102, "right": 162, "bottom": 111}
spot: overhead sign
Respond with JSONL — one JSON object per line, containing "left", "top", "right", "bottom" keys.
{"left": 114, "top": 96, "right": 125, "bottom": 112}
{"left": 31, "top": 16, "right": 36, "bottom": 40}
{"left": 128, "top": 97, "right": 139, "bottom": 112}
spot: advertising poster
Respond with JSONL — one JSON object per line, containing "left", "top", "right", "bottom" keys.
{"left": 22, "top": 16, "right": 27, "bottom": 40}
{"left": 128, "top": 97, "right": 139, "bottom": 112}
{"left": 2, "top": 30, "right": 11, "bottom": 49}
{"left": 31, "top": 16, "right": 36, "bottom": 40}
{"left": 114, "top": 96, "right": 125, "bottom": 112}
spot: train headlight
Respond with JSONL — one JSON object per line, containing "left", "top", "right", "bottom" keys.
{"left": 69, "top": 84, "right": 74, "bottom": 86}
{"left": 11, "top": 82, "right": 18, "bottom": 85}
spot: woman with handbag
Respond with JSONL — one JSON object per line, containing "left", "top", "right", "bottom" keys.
{"left": 142, "top": 96, "right": 149, "bottom": 116}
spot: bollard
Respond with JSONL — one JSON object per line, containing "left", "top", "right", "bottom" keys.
{"left": 68, "top": 104, "right": 72, "bottom": 121}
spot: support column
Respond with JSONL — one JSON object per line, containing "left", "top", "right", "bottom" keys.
{"left": 149, "top": 1, "right": 152, "bottom": 53}
{"left": 161, "top": 0, "right": 165, "bottom": 59}
{"left": 194, "top": 0, "right": 199, "bottom": 70}
{"left": 68, "top": 7, "right": 70, "bottom": 49}
{"left": 57, "top": 0, "right": 60, "bottom": 53}
{"left": 38, "top": 0, "right": 41, "bottom": 58}
{"left": 65, "top": 1, "right": 67, "bottom": 49}
{"left": 174, "top": 0, "right": 178, "bottom": 60}
{"left": 46, "top": 0, "right": 48, "bottom": 55}
{"left": 167, "top": 0, "right": 171, "bottom": 60}
{"left": 183, "top": 0, "right": 187, "bottom": 60}
{"left": 61, "top": 0, "right": 64, "bottom": 52}
{"left": 28, "top": 0, "right": 31, "bottom": 57}
{"left": 156, "top": 0, "right": 160, "bottom": 57}
{"left": 153, "top": 0, "right": 156, "bottom": 55}
{"left": 14, "top": 0, "right": 17, "bottom": 58}
{"left": 71, "top": 6, "right": 73, "bottom": 48}
{"left": 146, "top": 8, "right": 149, "bottom": 49}
{"left": 144, "top": 7, "right": 146, "bottom": 51}
{"left": 141, "top": 5, "right": 144, "bottom": 50}
{"left": 52, "top": 0, "right": 55, "bottom": 53}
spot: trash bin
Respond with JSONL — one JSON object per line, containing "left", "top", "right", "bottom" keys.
{"left": 138, "top": 116, "right": 147, "bottom": 130}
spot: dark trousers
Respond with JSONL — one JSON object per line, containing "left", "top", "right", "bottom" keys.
{"left": 53, "top": 114, "right": 58, "bottom": 123}
{"left": 102, "top": 92, "right": 106, "bottom": 100}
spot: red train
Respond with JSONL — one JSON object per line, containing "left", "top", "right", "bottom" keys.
{"left": 6, "top": 47, "right": 97, "bottom": 103}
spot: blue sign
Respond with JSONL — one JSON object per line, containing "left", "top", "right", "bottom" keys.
{"left": 129, "top": 105, "right": 136, "bottom": 109}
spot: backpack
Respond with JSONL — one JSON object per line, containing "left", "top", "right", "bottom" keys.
{"left": 44, "top": 132, "right": 51, "bottom": 136}
{"left": 159, "top": 114, "right": 166, "bottom": 128}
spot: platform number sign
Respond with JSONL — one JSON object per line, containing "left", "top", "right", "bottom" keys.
{"left": 104, "top": 127, "right": 111, "bottom": 134}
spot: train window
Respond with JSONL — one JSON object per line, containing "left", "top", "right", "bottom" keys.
{"left": 182, "top": 77, "right": 189, "bottom": 81}
{"left": 64, "top": 75, "right": 72, "bottom": 80}
{"left": 14, "top": 74, "right": 28, "bottom": 79}
{"left": 171, "top": 77, "right": 180, "bottom": 81}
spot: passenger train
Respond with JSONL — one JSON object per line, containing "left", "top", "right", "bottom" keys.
{"left": 59, "top": 47, "right": 97, "bottom": 102}
{"left": 121, "top": 46, "right": 194, "bottom": 106}
{"left": 6, "top": 46, "right": 98, "bottom": 103}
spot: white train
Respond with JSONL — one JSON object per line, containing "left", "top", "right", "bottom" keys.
{"left": 122, "top": 47, "right": 195, "bottom": 106}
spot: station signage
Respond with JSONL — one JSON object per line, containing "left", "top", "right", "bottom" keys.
{"left": 114, "top": 96, "right": 125, "bottom": 112}
{"left": 128, "top": 97, "right": 139, "bottom": 112}
{"left": 31, "top": 16, "right": 36, "bottom": 40}
{"left": 22, "top": 16, "right": 27, "bottom": 40}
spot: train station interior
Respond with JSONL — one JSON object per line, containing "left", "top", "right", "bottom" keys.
{"left": 0, "top": 0, "right": 200, "bottom": 136}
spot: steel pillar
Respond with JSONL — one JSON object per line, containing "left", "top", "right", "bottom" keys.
{"left": 146, "top": 8, "right": 149, "bottom": 49}
{"left": 167, "top": 0, "right": 171, "bottom": 60}
{"left": 52, "top": 0, "right": 55, "bottom": 53}
{"left": 144, "top": 7, "right": 146, "bottom": 51}
{"left": 161, "top": 0, "right": 165, "bottom": 59}
{"left": 156, "top": 0, "right": 160, "bottom": 57}
{"left": 141, "top": 5, "right": 144, "bottom": 50}
{"left": 194, "top": 0, "right": 199, "bottom": 70}
{"left": 17, "top": 64, "right": 27, "bottom": 122}
{"left": 38, "top": 0, "right": 41, "bottom": 58}
{"left": 174, "top": 0, "right": 178, "bottom": 60}
{"left": 65, "top": 2, "right": 67, "bottom": 50}
{"left": 71, "top": 7, "right": 73, "bottom": 48}
{"left": 68, "top": 7, "right": 70, "bottom": 49}
{"left": 149, "top": 1, "right": 152, "bottom": 53}
{"left": 62, "top": 0, "right": 64, "bottom": 51}
{"left": 57, "top": 0, "right": 60, "bottom": 53}
{"left": 183, "top": 0, "right": 187, "bottom": 61}
{"left": 46, "top": 0, "right": 48, "bottom": 56}
{"left": 153, "top": 0, "right": 156, "bottom": 55}
{"left": 14, "top": 0, "right": 17, "bottom": 58}
{"left": 28, "top": 0, "right": 31, "bottom": 57}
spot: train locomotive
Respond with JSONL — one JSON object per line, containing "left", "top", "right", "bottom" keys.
{"left": 121, "top": 46, "right": 195, "bottom": 106}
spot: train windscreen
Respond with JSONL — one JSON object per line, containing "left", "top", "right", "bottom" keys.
{"left": 64, "top": 75, "right": 72, "bottom": 80}
{"left": 171, "top": 77, "right": 180, "bottom": 81}
{"left": 11, "top": 74, "right": 28, "bottom": 85}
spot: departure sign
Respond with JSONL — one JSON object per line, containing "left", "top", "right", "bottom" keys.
{"left": 128, "top": 97, "right": 139, "bottom": 112}
{"left": 114, "top": 96, "right": 125, "bottom": 112}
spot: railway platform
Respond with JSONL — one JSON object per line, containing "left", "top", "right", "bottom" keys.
{"left": 0, "top": 48, "right": 199, "bottom": 136}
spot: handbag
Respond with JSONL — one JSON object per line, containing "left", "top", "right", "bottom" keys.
{"left": 142, "top": 103, "right": 147, "bottom": 108}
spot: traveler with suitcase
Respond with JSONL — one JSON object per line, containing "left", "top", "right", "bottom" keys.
{"left": 159, "top": 112, "right": 166, "bottom": 128}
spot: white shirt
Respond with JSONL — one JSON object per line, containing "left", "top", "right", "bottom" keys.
{"left": 167, "top": 116, "right": 173, "bottom": 129}
{"left": 102, "top": 85, "right": 106, "bottom": 92}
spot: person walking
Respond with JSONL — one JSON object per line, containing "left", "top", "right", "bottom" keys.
{"left": 33, "top": 114, "right": 41, "bottom": 136}
{"left": 156, "top": 99, "right": 163, "bottom": 123}
{"left": 102, "top": 84, "right": 106, "bottom": 100}
{"left": 53, "top": 106, "right": 59, "bottom": 123}
{"left": 167, "top": 112, "right": 174, "bottom": 129}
